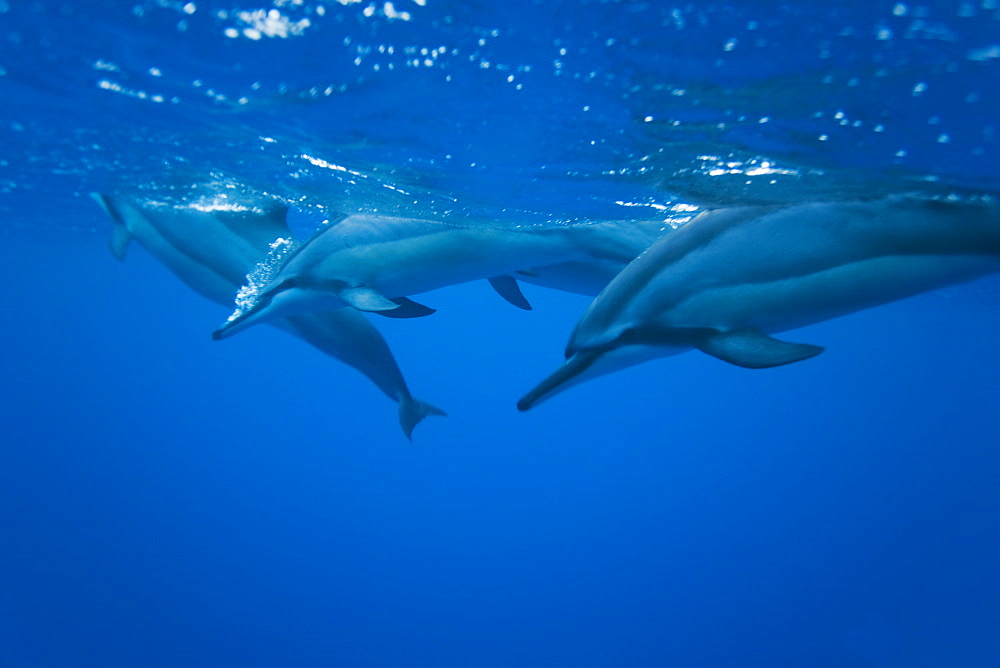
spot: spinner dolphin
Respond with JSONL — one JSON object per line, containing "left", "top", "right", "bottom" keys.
{"left": 213, "top": 214, "right": 670, "bottom": 339}
{"left": 519, "top": 196, "right": 1000, "bottom": 410}
{"left": 93, "top": 192, "right": 444, "bottom": 439}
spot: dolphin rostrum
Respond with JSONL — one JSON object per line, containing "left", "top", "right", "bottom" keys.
{"left": 93, "top": 192, "right": 444, "bottom": 439}
{"left": 519, "top": 195, "right": 1000, "bottom": 410}
{"left": 212, "top": 214, "right": 671, "bottom": 339}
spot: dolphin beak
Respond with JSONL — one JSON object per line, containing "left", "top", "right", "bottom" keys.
{"left": 212, "top": 311, "right": 251, "bottom": 340}
{"left": 212, "top": 299, "right": 270, "bottom": 340}
{"left": 517, "top": 350, "right": 602, "bottom": 412}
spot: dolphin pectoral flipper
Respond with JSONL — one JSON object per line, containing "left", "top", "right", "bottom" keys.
{"left": 338, "top": 286, "right": 402, "bottom": 312}
{"left": 337, "top": 285, "right": 434, "bottom": 318}
{"left": 488, "top": 275, "right": 533, "bottom": 311}
{"left": 375, "top": 297, "right": 436, "bottom": 319}
{"left": 91, "top": 193, "right": 134, "bottom": 260}
{"left": 696, "top": 328, "right": 824, "bottom": 369}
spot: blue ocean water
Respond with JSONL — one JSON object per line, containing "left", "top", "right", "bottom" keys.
{"left": 2, "top": 1, "right": 1000, "bottom": 665}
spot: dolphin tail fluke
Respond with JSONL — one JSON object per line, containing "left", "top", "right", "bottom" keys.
{"left": 398, "top": 396, "right": 447, "bottom": 441}
{"left": 110, "top": 222, "right": 134, "bottom": 260}
{"left": 697, "top": 328, "right": 824, "bottom": 369}
{"left": 90, "top": 193, "right": 133, "bottom": 260}
{"left": 488, "top": 275, "right": 533, "bottom": 310}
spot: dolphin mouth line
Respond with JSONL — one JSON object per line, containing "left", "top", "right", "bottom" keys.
{"left": 213, "top": 291, "right": 274, "bottom": 340}
{"left": 517, "top": 349, "right": 602, "bottom": 412}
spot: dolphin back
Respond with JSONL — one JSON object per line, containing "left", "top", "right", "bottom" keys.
{"left": 140, "top": 200, "right": 292, "bottom": 287}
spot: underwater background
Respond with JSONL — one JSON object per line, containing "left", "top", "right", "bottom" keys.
{"left": 2, "top": 0, "right": 1000, "bottom": 665}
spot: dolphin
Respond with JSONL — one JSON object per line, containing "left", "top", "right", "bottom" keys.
{"left": 92, "top": 192, "right": 444, "bottom": 439}
{"left": 212, "top": 214, "right": 670, "bottom": 339}
{"left": 519, "top": 195, "right": 1000, "bottom": 410}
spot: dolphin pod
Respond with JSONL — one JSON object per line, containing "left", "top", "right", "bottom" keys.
{"left": 518, "top": 196, "right": 1000, "bottom": 410}
{"left": 97, "top": 190, "right": 1000, "bottom": 434}
{"left": 212, "top": 213, "right": 668, "bottom": 339}
{"left": 93, "top": 193, "right": 445, "bottom": 439}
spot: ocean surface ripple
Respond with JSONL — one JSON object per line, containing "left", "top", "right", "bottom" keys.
{"left": 1, "top": 0, "right": 998, "bottom": 233}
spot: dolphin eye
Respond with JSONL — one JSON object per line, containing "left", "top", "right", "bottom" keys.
{"left": 618, "top": 327, "right": 637, "bottom": 341}
{"left": 256, "top": 278, "right": 294, "bottom": 304}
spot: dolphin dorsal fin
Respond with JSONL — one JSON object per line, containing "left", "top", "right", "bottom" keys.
{"left": 488, "top": 275, "right": 532, "bottom": 311}
{"left": 697, "top": 328, "right": 824, "bottom": 369}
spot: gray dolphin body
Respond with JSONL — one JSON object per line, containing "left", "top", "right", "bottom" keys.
{"left": 213, "top": 214, "right": 670, "bottom": 339}
{"left": 93, "top": 193, "right": 444, "bottom": 439}
{"left": 519, "top": 196, "right": 1000, "bottom": 410}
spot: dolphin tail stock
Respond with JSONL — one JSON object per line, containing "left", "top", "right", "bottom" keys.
{"left": 696, "top": 327, "right": 824, "bottom": 369}
{"left": 90, "top": 193, "right": 134, "bottom": 260}
{"left": 517, "top": 350, "right": 601, "bottom": 412}
{"left": 398, "top": 395, "right": 447, "bottom": 441}
{"left": 488, "top": 275, "right": 533, "bottom": 310}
